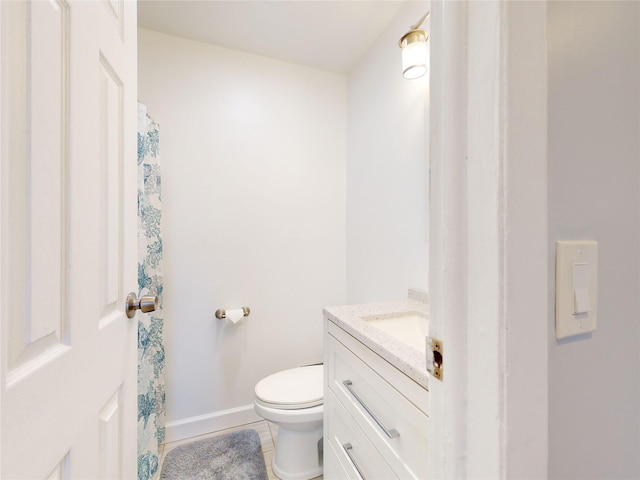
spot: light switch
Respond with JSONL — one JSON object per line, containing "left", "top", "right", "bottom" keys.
{"left": 572, "top": 263, "right": 590, "bottom": 314}
{"left": 556, "top": 241, "right": 598, "bottom": 339}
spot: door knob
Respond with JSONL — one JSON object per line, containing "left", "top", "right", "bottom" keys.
{"left": 125, "top": 292, "right": 157, "bottom": 318}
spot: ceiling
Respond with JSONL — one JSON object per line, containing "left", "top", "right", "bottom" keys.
{"left": 137, "top": 0, "right": 406, "bottom": 74}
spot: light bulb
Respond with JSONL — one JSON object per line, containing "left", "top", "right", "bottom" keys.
{"left": 402, "top": 41, "right": 428, "bottom": 79}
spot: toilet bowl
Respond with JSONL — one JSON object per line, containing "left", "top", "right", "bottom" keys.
{"left": 254, "top": 364, "right": 324, "bottom": 480}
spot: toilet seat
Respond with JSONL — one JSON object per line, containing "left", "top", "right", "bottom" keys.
{"left": 255, "top": 365, "right": 323, "bottom": 410}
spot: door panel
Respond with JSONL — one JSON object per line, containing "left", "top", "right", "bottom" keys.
{"left": 1, "top": 1, "right": 137, "bottom": 478}
{"left": 98, "top": 53, "right": 123, "bottom": 325}
{"left": 4, "top": 0, "right": 70, "bottom": 378}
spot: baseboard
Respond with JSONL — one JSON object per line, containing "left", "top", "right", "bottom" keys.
{"left": 164, "top": 404, "right": 263, "bottom": 443}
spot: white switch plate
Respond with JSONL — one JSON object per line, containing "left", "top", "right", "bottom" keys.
{"left": 555, "top": 241, "right": 598, "bottom": 339}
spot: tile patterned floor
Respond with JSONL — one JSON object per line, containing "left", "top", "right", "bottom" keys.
{"left": 158, "top": 420, "right": 322, "bottom": 480}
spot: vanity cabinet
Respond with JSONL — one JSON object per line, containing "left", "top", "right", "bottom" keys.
{"left": 324, "top": 321, "right": 429, "bottom": 479}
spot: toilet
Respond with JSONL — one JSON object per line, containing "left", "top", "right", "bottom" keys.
{"left": 254, "top": 364, "right": 324, "bottom": 480}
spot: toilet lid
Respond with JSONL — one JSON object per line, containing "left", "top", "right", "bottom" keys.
{"left": 255, "top": 365, "right": 323, "bottom": 410}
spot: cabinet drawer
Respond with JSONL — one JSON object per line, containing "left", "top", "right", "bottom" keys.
{"left": 327, "top": 322, "right": 429, "bottom": 414}
{"left": 327, "top": 332, "right": 429, "bottom": 479}
{"left": 324, "top": 441, "right": 351, "bottom": 480}
{"left": 326, "top": 389, "right": 397, "bottom": 480}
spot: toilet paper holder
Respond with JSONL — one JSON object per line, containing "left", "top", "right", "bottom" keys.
{"left": 215, "top": 307, "right": 251, "bottom": 319}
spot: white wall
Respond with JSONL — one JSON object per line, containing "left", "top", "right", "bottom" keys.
{"left": 138, "top": 29, "right": 347, "bottom": 437}
{"left": 346, "top": 1, "right": 429, "bottom": 304}
{"left": 547, "top": 2, "right": 640, "bottom": 477}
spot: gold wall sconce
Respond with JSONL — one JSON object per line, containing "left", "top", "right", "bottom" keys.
{"left": 399, "top": 11, "right": 430, "bottom": 80}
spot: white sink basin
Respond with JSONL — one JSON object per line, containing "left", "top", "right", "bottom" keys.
{"left": 360, "top": 311, "right": 428, "bottom": 353}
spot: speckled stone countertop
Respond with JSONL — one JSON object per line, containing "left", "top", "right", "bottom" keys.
{"left": 323, "top": 289, "right": 429, "bottom": 390}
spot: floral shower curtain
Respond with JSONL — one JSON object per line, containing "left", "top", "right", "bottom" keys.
{"left": 137, "top": 103, "right": 166, "bottom": 480}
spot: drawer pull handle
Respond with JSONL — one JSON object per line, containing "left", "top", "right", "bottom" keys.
{"left": 343, "top": 380, "right": 400, "bottom": 439}
{"left": 343, "top": 442, "right": 366, "bottom": 480}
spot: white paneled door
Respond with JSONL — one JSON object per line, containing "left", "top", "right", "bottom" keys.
{"left": 1, "top": 1, "right": 138, "bottom": 478}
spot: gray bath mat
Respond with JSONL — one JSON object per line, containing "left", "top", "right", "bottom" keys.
{"left": 160, "top": 429, "right": 268, "bottom": 480}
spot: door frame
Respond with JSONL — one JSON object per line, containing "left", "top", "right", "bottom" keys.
{"left": 428, "top": 2, "right": 548, "bottom": 477}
